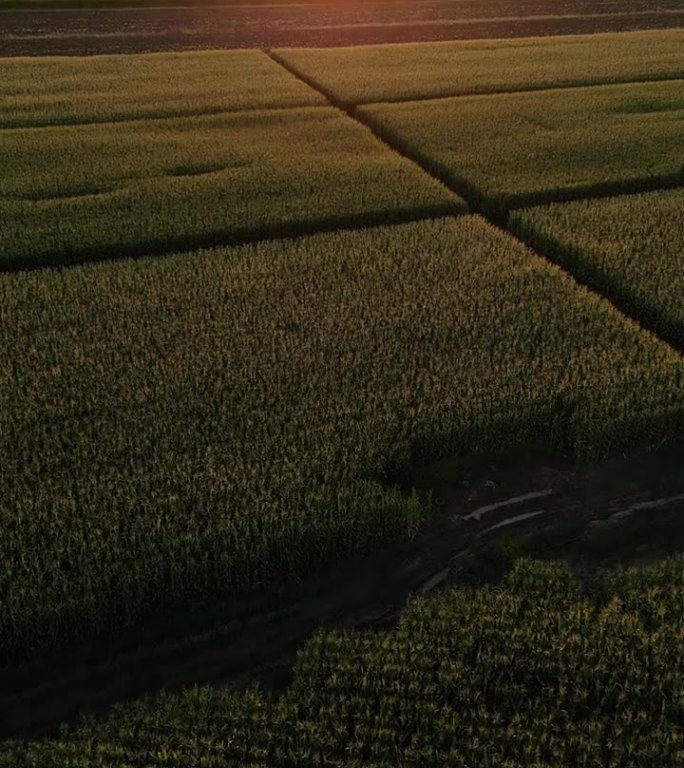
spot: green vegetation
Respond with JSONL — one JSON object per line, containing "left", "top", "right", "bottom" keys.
{"left": 511, "top": 188, "right": 684, "bottom": 348}
{"left": 4, "top": 556, "right": 684, "bottom": 766}
{"left": 2, "top": 216, "right": 684, "bottom": 664}
{"left": 360, "top": 79, "right": 684, "bottom": 212}
{"left": 275, "top": 30, "right": 684, "bottom": 105}
{"left": 0, "top": 51, "right": 325, "bottom": 129}
{"left": 0, "top": 107, "right": 460, "bottom": 269}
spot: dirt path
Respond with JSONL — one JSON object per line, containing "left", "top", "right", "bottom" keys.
{"left": 3, "top": 448, "right": 683, "bottom": 741}
{"left": 1, "top": 0, "right": 683, "bottom": 55}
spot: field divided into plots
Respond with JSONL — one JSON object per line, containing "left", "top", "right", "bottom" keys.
{"left": 274, "top": 29, "right": 684, "bottom": 104}
{"left": 2, "top": 27, "right": 684, "bottom": 710}
{"left": 4, "top": 557, "right": 684, "bottom": 766}
{"left": 358, "top": 79, "right": 684, "bottom": 213}
{"left": 0, "top": 107, "right": 460, "bottom": 269}
{"left": 511, "top": 189, "right": 684, "bottom": 349}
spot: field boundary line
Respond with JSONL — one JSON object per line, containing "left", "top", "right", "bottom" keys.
{"left": 354, "top": 111, "right": 684, "bottom": 217}
{"left": 11, "top": 73, "right": 680, "bottom": 132}
{"left": 509, "top": 213, "right": 684, "bottom": 353}
{"left": 0, "top": 204, "right": 463, "bottom": 275}
{"left": 0, "top": 100, "right": 332, "bottom": 132}
{"left": 268, "top": 48, "right": 684, "bottom": 358}
{"left": 302, "top": 9, "right": 684, "bottom": 29}
{"left": 355, "top": 74, "right": 684, "bottom": 109}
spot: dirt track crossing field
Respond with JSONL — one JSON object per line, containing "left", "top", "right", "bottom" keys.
{"left": 2, "top": 0, "right": 684, "bottom": 56}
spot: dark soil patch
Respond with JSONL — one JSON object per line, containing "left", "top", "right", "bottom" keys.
{"left": 1, "top": 0, "right": 682, "bottom": 56}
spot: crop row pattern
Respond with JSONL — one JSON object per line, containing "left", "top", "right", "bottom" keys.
{"left": 0, "top": 107, "right": 460, "bottom": 269}
{"left": 359, "top": 79, "right": 684, "bottom": 212}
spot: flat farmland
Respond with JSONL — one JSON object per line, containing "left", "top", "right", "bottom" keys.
{"left": 0, "top": 108, "right": 460, "bottom": 269}
{"left": 3, "top": 216, "right": 683, "bottom": 664}
{"left": 0, "top": 50, "right": 325, "bottom": 128}
{"left": 360, "top": 79, "right": 684, "bottom": 211}
{"left": 3, "top": 22, "right": 684, "bottom": 762}
{"left": 276, "top": 29, "right": 684, "bottom": 104}
{"left": 511, "top": 188, "right": 684, "bottom": 347}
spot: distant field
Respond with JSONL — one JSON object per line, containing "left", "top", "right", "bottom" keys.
{"left": 3, "top": 216, "right": 683, "bottom": 662}
{"left": 3, "top": 0, "right": 683, "bottom": 56}
{"left": 511, "top": 188, "right": 684, "bottom": 348}
{"left": 276, "top": 29, "right": 684, "bottom": 104}
{"left": 0, "top": 51, "right": 324, "bottom": 129}
{"left": 360, "top": 79, "right": 684, "bottom": 211}
{"left": 0, "top": 107, "right": 459, "bottom": 269}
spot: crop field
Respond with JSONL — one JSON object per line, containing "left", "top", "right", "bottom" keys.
{"left": 275, "top": 29, "right": 684, "bottom": 104}
{"left": 360, "top": 79, "right": 684, "bottom": 211}
{"left": 0, "top": 51, "right": 325, "bottom": 129}
{"left": 4, "top": 556, "right": 684, "bottom": 765}
{"left": 511, "top": 188, "right": 684, "bottom": 348}
{"left": 2, "top": 20, "right": 684, "bottom": 763}
{"left": 0, "top": 108, "right": 460, "bottom": 269}
{"left": 3, "top": 215, "right": 684, "bottom": 665}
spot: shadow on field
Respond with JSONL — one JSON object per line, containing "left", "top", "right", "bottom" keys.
{"left": 3, "top": 443, "right": 684, "bottom": 742}
{"left": 0, "top": 204, "right": 463, "bottom": 275}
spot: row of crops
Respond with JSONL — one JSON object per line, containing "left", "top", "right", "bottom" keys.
{"left": 4, "top": 556, "right": 684, "bottom": 765}
{"left": 0, "top": 50, "right": 325, "bottom": 128}
{"left": 2, "top": 216, "right": 684, "bottom": 664}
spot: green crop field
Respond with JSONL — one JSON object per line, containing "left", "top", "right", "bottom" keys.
{"left": 4, "top": 556, "right": 684, "bottom": 766}
{"left": 511, "top": 188, "right": 684, "bottom": 348}
{"left": 3, "top": 216, "right": 683, "bottom": 663}
{"left": 0, "top": 108, "right": 460, "bottom": 269}
{"left": 2, "top": 24, "right": 684, "bottom": 764}
{"left": 275, "top": 30, "right": 684, "bottom": 104}
{"left": 360, "top": 79, "right": 684, "bottom": 211}
{"left": 0, "top": 51, "right": 325, "bottom": 129}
